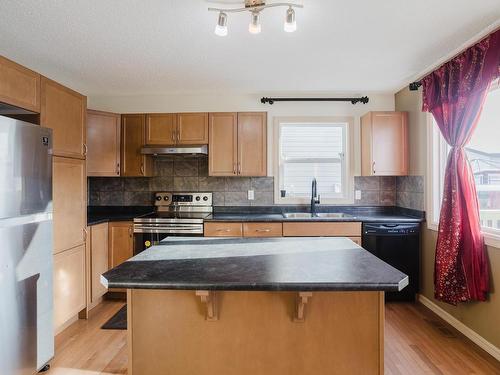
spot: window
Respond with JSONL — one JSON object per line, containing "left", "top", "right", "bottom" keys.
{"left": 428, "top": 79, "right": 500, "bottom": 245}
{"left": 274, "top": 117, "right": 354, "bottom": 204}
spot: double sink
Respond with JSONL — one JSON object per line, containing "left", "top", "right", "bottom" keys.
{"left": 282, "top": 212, "right": 354, "bottom": 219}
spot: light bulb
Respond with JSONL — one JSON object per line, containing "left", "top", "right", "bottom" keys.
{"left": 249, "top": 12, "right": 261, "bottom": 34}
{"left": 284, "top": 7, "right": 296, "bottom": 32}
{"left": 215, "top": 12, "right": 228, "bottom": 36}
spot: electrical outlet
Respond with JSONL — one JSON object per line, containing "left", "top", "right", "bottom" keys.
{"left": 248, "top": 190, "right": 255, "bottom": 200}
{"left": 355, "top": 190, "right": 362, "bottom": 200}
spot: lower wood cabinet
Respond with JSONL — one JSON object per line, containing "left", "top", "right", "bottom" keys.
{"left": 243, "top": 222, "right": 282, "bottom": 237}
{"left": 53, "top": 245, "right": 86, "bottom": 333}
{"left": 282, "top": 222, "right": 361, "bottom": 237}
{"left": 108, "top": 221, "right": 134, "bottom": 268}
{"left": 90, "top": 223, "right": 109, "bottom": 304}
{"left": 204, "top": 222, "right": 243, "bottom": 237}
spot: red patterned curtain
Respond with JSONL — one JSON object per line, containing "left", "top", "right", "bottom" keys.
{"left": 422, "top": 29, "right": 500, "bottom": 305}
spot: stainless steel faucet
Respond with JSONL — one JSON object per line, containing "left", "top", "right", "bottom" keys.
{"left": 311, "top": 178, "right": 320, "bottom": 216}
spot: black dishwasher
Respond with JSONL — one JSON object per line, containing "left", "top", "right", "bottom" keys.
{"left": 362, "top": 223, "right": 420, "bottom": 302}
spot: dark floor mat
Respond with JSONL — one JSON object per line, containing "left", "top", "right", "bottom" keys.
{"left": 101, "top": 305, "right": 127, "bottom": 330}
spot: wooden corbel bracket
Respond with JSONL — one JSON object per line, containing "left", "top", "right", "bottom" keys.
{"left": 294, "top": 292, "right": 313, "bottom": 322}
{"left": 195, "top": 290, "right": 218, "bottom": 321}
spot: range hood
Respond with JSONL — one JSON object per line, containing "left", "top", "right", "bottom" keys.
{"left": 141, "top": 145, "right": 208, "bottom": 156}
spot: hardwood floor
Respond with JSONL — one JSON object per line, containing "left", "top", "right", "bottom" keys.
{"left": 47, "top": 300, "right": 500, "bottom": 375}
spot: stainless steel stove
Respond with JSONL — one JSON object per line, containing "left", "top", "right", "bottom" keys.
{"left": 133, "top": 192, "right": 212, "bottom": 253}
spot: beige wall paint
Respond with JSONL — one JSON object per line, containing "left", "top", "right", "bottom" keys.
{"left": 88, "top": 92, "right": 395, "bottom": 176}
{"left": 395, "top": 87, "right": 500, "bottom": 349}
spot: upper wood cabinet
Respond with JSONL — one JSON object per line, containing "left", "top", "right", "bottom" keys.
{"left": 145, "top": 113, "right": 176, "bottom": 145}
{"left": 177, "top": 113, "right": 208, "bottom": 144}
{"left": 145, "top": 112, "right": 208, "bottom": 146}
{"left": 108, "top": 221, "right": 134, "bottom": 268}
{"left": 121, "top": 114, "right": 152, "bottom": 176}
{"left": 53, "top": 157, "right": 86, "bottom": 254}
{"left": 361, "top": 111, "right": 408, "bottom": 176}
{"left": 87, "top": 110, "right": 121, "bottom": 176}
{"left": 41, "top": 77, "right": 87, "bottom": 159}
{"left": 209, "top": 112, "right": 267, "bottom": 177}
{"left": 0, "top": 55, "right": 40, "bottom": 112}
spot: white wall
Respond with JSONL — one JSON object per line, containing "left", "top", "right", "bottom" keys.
{"left": 88, "top": 92, "right": 395, "bottom": 176}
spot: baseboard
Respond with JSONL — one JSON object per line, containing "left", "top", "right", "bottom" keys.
{"left": 417, "top": 294, "right": 500, "bottom": 362}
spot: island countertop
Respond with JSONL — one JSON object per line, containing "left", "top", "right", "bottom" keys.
{"left": 101, "top": 237, "right": 408, "bottom": 292}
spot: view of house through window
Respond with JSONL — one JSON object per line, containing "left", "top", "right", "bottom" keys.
{"left": 433, "top": 79, "right": 500, "bottom": 232}
{"left": 277, "top": 120, "right": 351, "bottom": 203}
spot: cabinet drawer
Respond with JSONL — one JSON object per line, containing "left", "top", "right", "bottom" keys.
{"left": 204, "top": 222, "right": 243, "bottom": 237}
{"left": 243, "top": 222, "right": 282, "bottom": 237}
{"left": 283, "top": 222, "right": 361, "bottom": 237}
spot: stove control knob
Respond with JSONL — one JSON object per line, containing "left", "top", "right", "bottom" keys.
{"left": 164, "top": 196, "right": 169, "bottom": 201}
{"left": 196, "top": 196, "right": 201, "bottom": 201}
{"left": 203, "top": 196, "right": 209, "bottom": 201}
{"left": 155, "top": 196, "right": 162, "bottom": 201}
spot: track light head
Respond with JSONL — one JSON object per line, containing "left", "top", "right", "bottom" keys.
{"left": 248, "top": 11, "right": 261, "bottom": 34}
{"left": 284, "top": 7, "right": 296, "bottom": 32}
{"left": 214, "top": 12, "right": 228, "bottom": 36}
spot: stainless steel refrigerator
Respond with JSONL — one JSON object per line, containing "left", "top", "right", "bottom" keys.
{"left": 0, "top": 115, "right": 54, "bottom": 374}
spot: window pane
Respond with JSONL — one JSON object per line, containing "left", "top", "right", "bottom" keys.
{"left": 467, "top": 81, "right": 500, "bottom": 231}
{"left": 281, "top": 124, "right": 344, "bottom": 159}
{"left": 283, "top": 162, "right": 342, "bottom": 198}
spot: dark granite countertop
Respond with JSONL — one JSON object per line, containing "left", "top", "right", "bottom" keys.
{"left": 101, "top": 237, "right": 409, "bottom": 292}
{"left": 87, "top": 206, "right": 154, "bottom": 226}
{"left": 206, "top": 205, "right": 425, "bottom": 223}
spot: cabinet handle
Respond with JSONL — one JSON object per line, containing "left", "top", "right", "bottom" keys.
{"left": 216, "top": 228, "right": 231, "bottom": 232}
{"left": 238, "top": 162, "right": 241, "bottom": 175}
{"left": 256, "top": 229, "right": 271, "bottom": 232}
{"left": 177, "top": 131, "right": 180, "bottom": 142}
{"left": 116, "top": 163, "right": 120, "bottom": 175}
{"left": 372, "top": 161, "right": 376, "bottom": 175}
{"left": 233, "top": 163, "right": 237, "bottom": 175}
{"left": 140, "top": 164, "right": 145, "bottom": 175}
{"left": 83, "top": 143, "right": 88, "bottom": 156}
{"left": 129, "top": 226, "right": 133, "bottom": 238}
{"left": 83, "top": 227, "right": 88, "bottom": 241}
{"left": 172, "top": 131, "right": 175, "bottom": 142}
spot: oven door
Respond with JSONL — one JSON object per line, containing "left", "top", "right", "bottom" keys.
{"left": 133, "top": 223, "right": 204, "bottom": 254}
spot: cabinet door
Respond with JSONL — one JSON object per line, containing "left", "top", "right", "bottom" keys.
{"left": 371, "top": 112, "right": 408, "bottom": 176}
{"left": 91, "top": 223, "right": 109, "bottom": 302}
{"left": 108, "top": 222, "right": 134, "bottom": 268}
{"left": 145, "top": 113, "right": 176, "bottom": 146}
{"left": 237, "top": 112, "right": 267, "bottom": 176}
{"left": 209, "top": 113, "right": 238, "bottom": 176}
{"left": 121, "top": 114, "right": 151, "bottom": 176}
{"left": 177, "top": 113, "right": 208, "bottom": 145}
{"left": 53, "top": 157, "right": 86, "bottom": 254}
{"left": 0, "top": 55, "right": 40, "bottom": 112}
{"left": 87, "top": 110, "right": 121, "bottom": 176}
{"left": 41, "top": 77, "right": 86, "bottom": 159}
{"left": 53, "top": 245, "right": 86, "bottom": 332}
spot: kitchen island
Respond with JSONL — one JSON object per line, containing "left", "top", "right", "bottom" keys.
{"left": 102, "top": 237, "right": 408, "bottom": 375}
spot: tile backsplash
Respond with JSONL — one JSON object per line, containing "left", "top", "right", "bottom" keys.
{"left": 396, "top": 176, "right": 424, "bottom": 210}
{"left": 89, "top": 158, "right": 423, "bottom": 210}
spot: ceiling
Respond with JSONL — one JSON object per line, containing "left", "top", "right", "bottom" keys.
{"left": 0, "top": 0, "right": 499, "bottom": 96}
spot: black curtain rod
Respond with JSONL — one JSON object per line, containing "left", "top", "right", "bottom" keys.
{"left": 260, "top": 96, "right": 369, "bottom": 105}
{"left": 409, "top": 81, "right": 422, "bottom": 91}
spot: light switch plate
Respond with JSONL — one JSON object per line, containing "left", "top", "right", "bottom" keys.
{"left": 355, "top": 190, "right": 362, "bottom": 200}
{"left": 248, "top": 190, "right": 255, "bottom": 200}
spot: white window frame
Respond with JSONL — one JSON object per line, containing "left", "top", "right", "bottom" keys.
{"left": 426, "top": 91, "right": 500, "bottom": 248}
{"left": 273, "top": 116, "right": 355, "bottom": 205}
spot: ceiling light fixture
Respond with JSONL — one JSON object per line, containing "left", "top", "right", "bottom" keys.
{"left": 214, "top": 12, "right": 228, "bottom": 36}
{"left": 248, "top": 12, "right": 262, "bottom": 34}
{"left": 209, "top": 1, "right": 303, "bottom": 36}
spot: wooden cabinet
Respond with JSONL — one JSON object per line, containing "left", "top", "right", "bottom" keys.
{"left": 121, "top": 114, "right": 152, "bottom": 176}
{"left": 53, "top": 245, "right": 86, "bottom": 333}
{"left": 90, "top": 223, "right": 109, "bottom": 304}
{"left": 209, "top": 112, "right": 267, "bottom": 177}
{"left": 0, "top": 55, "right": 40, "bottom": 112}
{"left": 177, "top": 113, "right": 209, "bottom": 144}
{"left": 53, "top": 157, "right": 86, "bottom": 254}
{"left": 41, "top": 77, "right": 86, "bottom": 159}
{"left": 243, "top": 222, "right": 283, "bottom": 237}
{"left": 145, "top": 113, "right": 208, "bottom": 146}
{"left": 204, "top": 222, "right": 243, "bottom": 237}
{"left": 108, "top": 221, "right": 134, "bottom": 268}
{"left": 87, "top": 110, "right": 121, "bottom": 176}
{"left": 282, "top": 222, "right": 361, "bottom": 237}
{"left": 361, "top": 112, "right": 408, "bottom": 176}
{"left": 145, "top": 113, "right": 176, "bottom": 145}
